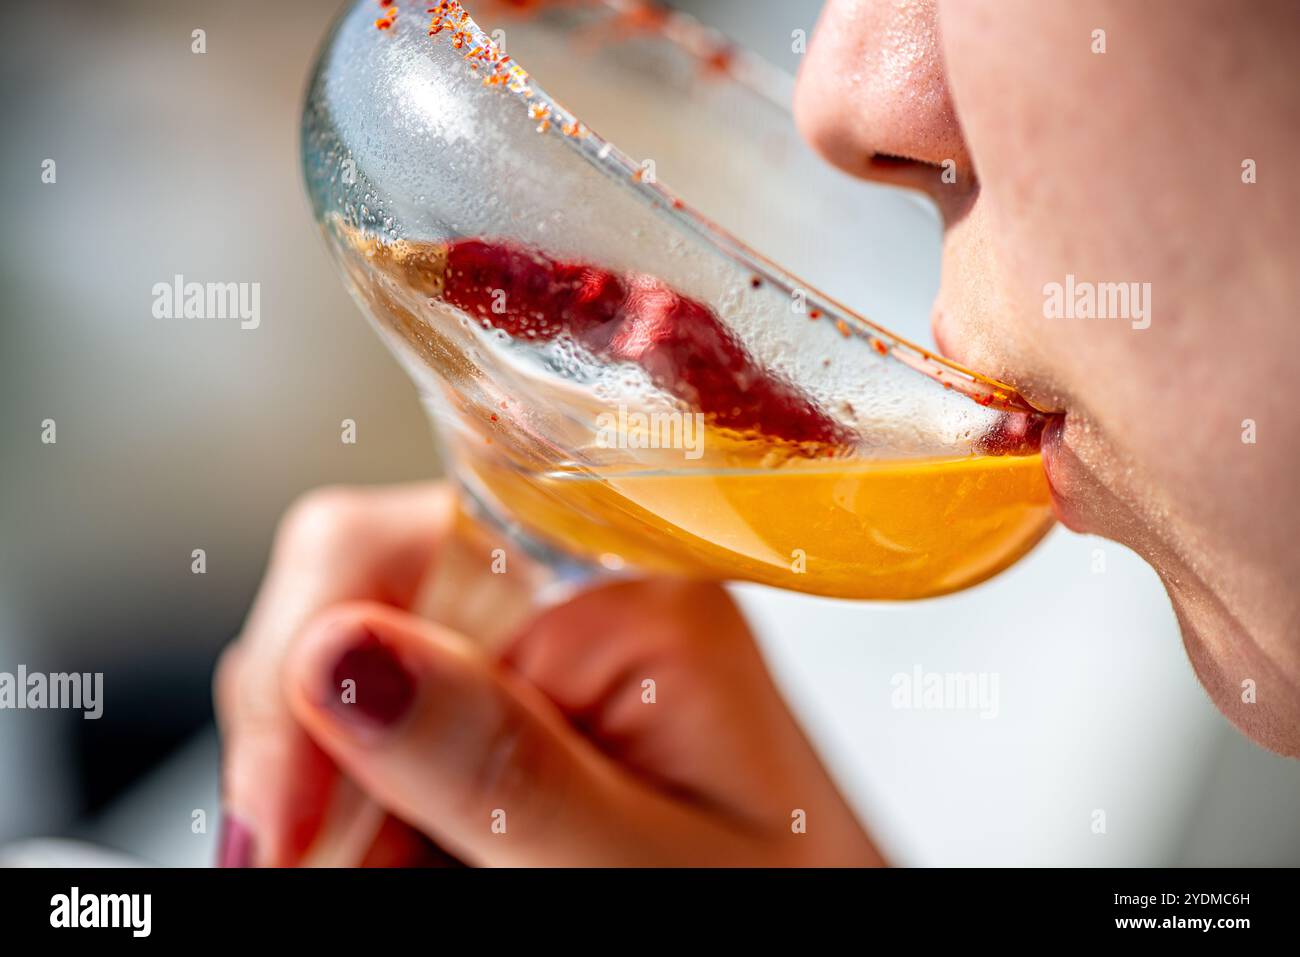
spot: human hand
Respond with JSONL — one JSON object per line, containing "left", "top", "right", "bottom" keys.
{"left": 216, "top": 482, "right": 882, "bottom": 866}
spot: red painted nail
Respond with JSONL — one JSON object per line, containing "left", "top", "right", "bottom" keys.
{"left": 217, "top": 814, "right": 255, "bottom": 868}
{"left": 326, "top": 630, "right": 417, "bottom": 730}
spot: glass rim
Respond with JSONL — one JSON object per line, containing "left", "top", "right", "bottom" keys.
{"left": 414, "top": 0, "right": 1041, "bottom": 417}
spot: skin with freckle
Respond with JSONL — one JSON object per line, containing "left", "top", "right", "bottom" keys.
{"left": 796, "top": 0, "right": 1300, "bottom": 755}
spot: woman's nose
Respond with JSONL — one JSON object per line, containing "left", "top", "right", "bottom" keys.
{"left": 794, "top": 0, "right": 974, "bottom": 220}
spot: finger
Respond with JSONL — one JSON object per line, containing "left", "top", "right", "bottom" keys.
{"left": 215, "top": 483, "right": 455, "bottom": 866}
{"left": 502, "top": 579, "right": 850, "bottom": 822}
{"left": 284, "top": 601, "right": 766, "bottom": 866}
{"left": 358, "top": 815, "right": 465, "bottom": 868}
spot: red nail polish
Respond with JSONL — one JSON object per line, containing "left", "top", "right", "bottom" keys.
{"left": 217, "top": 814, "right": 255, "bottom": 868}
{"left": 327, "top": 630, "right": 417, "bottom": 729}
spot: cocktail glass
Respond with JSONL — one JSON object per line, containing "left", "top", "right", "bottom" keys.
{"left": 301, "top": 0, "right": 1055, "bottom": 640}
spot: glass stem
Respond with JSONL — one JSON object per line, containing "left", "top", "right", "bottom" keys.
{"left": 414, "top": 482, "right": 607, "bottom": 649}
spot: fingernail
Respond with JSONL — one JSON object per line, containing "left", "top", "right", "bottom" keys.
{"left": 325, "top": 629, "right": 417, "bottom": 730}
{"left": 217, "top": 814, "right": 256, "bottom": 868}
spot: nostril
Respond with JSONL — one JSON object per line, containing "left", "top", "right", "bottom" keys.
{"left": 868, "top": 152, "right": 951, "bottom": 173}
{"left": 868, "top": 152, "right": 917, "bottom": 166}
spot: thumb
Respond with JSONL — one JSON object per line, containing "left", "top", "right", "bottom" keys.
{"left": 283, "top": 601, "right": 750, "bottom": 866}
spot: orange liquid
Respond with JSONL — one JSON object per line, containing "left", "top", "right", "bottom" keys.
{"left": 457, "top": 438, "right": 1053, "bottom": 600}
{"left": 336, "top": 224, "right": 1054, "bottom": 600}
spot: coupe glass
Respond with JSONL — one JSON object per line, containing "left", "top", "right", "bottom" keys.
{"left": 301, "top": 0, "right": 1055, "bottom": 640}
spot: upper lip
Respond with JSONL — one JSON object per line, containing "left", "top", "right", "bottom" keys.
{"left": 930, "top": 306, "right": 958, "bottom": 362}
{"left": 931, "top": 301, "right": 1066, "bottom": 416}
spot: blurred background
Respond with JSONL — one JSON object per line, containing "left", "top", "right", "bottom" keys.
{"left": 1, "top": 0, "right": 1297, "bottom": 867}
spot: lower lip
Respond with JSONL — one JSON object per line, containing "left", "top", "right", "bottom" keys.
{"left": 1038, "top": 416, "right": 1087, "bottom": 532}
{"left": 1040, "top": 414, "right": 1064, "bottom": 459}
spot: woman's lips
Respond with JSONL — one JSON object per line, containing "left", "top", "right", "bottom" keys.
{"left": 933, "top": 300, "right": 1083, "bottom": 526}
{"left": 1039, "top": 415, "right": 1090, "bottom": 533}
{"left": 929, "top": 303, "right": 961, "bottom": 365}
